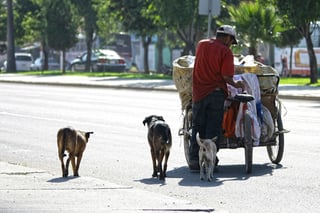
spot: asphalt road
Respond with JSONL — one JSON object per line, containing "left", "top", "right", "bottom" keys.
{"left": 1, "top": 83, "right": 320, "bottom": 212}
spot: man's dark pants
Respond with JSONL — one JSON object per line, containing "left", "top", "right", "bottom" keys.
{"left": 189, "top": 90, "right": 225, "bottom": 164}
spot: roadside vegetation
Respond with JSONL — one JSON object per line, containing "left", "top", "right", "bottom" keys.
{"left": 2, "top": 0, "right": 320, "bottom": 84}
{"left": 0, "top": 70, "right": 172, "bottom": 80}
{"left": 1, "top": 70, "right": 319, "bottom": 86}
{"left": 279, "top": 77, "right": 320, "bottom": 86}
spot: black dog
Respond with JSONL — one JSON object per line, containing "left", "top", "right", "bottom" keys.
{"left": 143, "top": 115, "right": 172, "bottom": 181}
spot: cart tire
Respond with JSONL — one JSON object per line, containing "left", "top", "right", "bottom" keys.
{"left": 267, "top": 112, "right": 284, "bottom": 164}
{"left": 244, "top": 111, "right": 253, "bottom": 174}
{"left": 183, "top": 107, "right": 192, "bottom": 168}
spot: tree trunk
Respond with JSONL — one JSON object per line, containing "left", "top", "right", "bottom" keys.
{"left": 62, "top": 50, "right": 66, "bottom": 74}
{"left": 181, "top": 41, "right": 194, "bottom": 56}
{"left": 177, "top": 29, "right": 196, "bottom": 56}
{"left": 85, "top": 29, "right": 93, "bottom": 72}
{"left": 6, "top": 0, "right": 16, "bottom": 73}
{"left": 41, "top": 39, "right": 49, "bottom": 71}
{"left": 142, "top": 36, "right": 151, "bottom": 74}
{"left": 156, "top": 34, "right": 164, "bottom": 72}
{"left": 305, "top": 32, "right": 318, "bottom": 84}
{"left": 299, "top": 23, "right": 318, "bottom": 84}
{"left": 289, "top": 45, "right": 293, "bottom": 77}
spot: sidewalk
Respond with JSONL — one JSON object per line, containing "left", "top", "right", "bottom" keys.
{"left": 0, "top": 74, "right": 175, "bottom": 91}
{"left": 1, "top": 73, "right": 320, "bottom": 101}
{"left": 0, "top": 162, "right": 213, "bottom": 212}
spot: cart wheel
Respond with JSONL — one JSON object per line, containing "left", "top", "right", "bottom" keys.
{"left": 267, "top": 112, "right": 284, "bottom": 164}
{"left": 244, "top": 111, "right": 253, "bottom": 174}
{"left": 183, "top": 106, "right": 192, "bottom": 168}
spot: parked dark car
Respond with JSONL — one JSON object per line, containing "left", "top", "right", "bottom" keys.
{"left": 69, "top": 49, "right": 126, "bottom": 72}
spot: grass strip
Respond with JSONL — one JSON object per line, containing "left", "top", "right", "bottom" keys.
{"left": 1, "top": 70, "right": 320, "bottom": 86}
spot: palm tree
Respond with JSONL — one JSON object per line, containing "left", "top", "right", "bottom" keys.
{"left": 228, "top": 1, "right": 280, "bottom": 58}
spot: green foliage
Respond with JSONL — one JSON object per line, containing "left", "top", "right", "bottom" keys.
{"left": 66, "top": 71, "right": 173, "bottom": 79}
{"left": 14, "top": 0, "right": 40, "bottom": 45}
{"left": 149, "top": 0, "right": 207, "bottom": 55}
{"left": 228, "top": 1, "right": 281, "bottom": 55}
{"left": 153, "top": 0, "right": 197, "bottom": 28}
{"left": 280, "top": 77, "right": 320, "bottom": 86}
{"left": 5, "top": 70, "right": 319, "bottom": 86}
{"left": 108, "top": 0, "right": 160, "bottom": 73}
{"left": 277, "top": 0, "right": 320, "bottom": 28}
{"left": 274, "top": 28, "right": 302, "bottom": 48}
{"left": 276, "top": 0, "right": 320, "bottom": 83}
{"left": 20, "top": 8, "right": 44, "bottom": 44}
{"left": 109, "top": 0, "right": 157, "bottom": 37}
{"left": 0, "top": 3, "right": 6, "bottom": 41}
{"left": 276, "top": 0, "right": 319, "bottom": 46}
{"left": 11, "top": 70, "right": 172, "bottom": 80}
{"left": 95, "top": 0, "right": 121, "bottom": 40}
{"left": 4, "top": 0, "right": 320, "bottom": 78}
{"left": 46, "top": 0, "right": 78, "bottom": 51}
{"left": 71, "top": 0, "right": 98, "bottom": 38}
{"left": 70, "top": 0, "right": 99, "bottom": 71}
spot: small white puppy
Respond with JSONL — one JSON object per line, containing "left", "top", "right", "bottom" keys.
{"left": 196, "top": 133, "right": 217, "bottom": 182}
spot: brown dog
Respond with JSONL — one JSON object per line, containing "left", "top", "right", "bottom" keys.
{"left": 143, "top": 115, "right": 172, "bottom": 181}
{"left": 57, "top": 127, "right": 93, "bottom": 177}
{"left": 196, "top": 133, "right": 217, "bottom": 182}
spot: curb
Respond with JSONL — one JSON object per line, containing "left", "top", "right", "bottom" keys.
{"left": 1, "top": 77, "right": 320, "bottom": 101}
{"left": 0, "top": 78, "right": 178, "bottom": 92}
{"left": 0, "top": 161, "right": 213, "bottom": 212}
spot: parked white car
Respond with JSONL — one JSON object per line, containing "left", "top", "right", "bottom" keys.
{"left": 3, "top": 52, "right": 33, "bottom": 71}
{"left": 30, "top": 57, "right": 60, "bottom": 71}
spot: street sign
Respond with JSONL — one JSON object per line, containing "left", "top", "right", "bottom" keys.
{"left": 199, "top": 0, "right": 221, "bottom": 38}
{"left": 198, "top": 0, "right": 221, "bottom": 16}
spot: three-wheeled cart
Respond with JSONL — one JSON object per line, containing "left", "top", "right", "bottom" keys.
{"left": 173, "top": 55, "right": 288, "bottom": 173}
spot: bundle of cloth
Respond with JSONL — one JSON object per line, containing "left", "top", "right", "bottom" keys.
{"left": 227, "top": 73, "right": 274, "bottom": 146}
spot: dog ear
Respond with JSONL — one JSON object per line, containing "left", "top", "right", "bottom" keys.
{"left": 158, "top": 116, "right": 165, "bottom": 122}
{"left": 142, "top": 118, "right": 147, "bottom": 126}
{"left": 143, "top": 116, "right": 152, "bottom": 126}
{"left": 85, "top": 132, "right": 94, "bottom": 139}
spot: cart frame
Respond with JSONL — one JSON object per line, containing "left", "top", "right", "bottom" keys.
{"left": 178, "top": 73, "right": 287, "bottom": 174}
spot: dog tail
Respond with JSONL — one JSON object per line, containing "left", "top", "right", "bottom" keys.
{"left": 156, "top": 124, "right": 172, "bottom": 145}
{"left": 196, "top": 133, "right": 205, "bottom": 149}
{"left": 57, "top": 128, "right": 69, "bottom": 158}
{"left": 62, "top": 129, "right": 68, "bottom": 157}
{"left": 165, "top": 127, "right": 172, "bottom": 145}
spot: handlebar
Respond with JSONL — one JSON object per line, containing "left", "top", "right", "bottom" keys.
{"left": 227, "top": 92, "right": 254, "bottom": 103}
